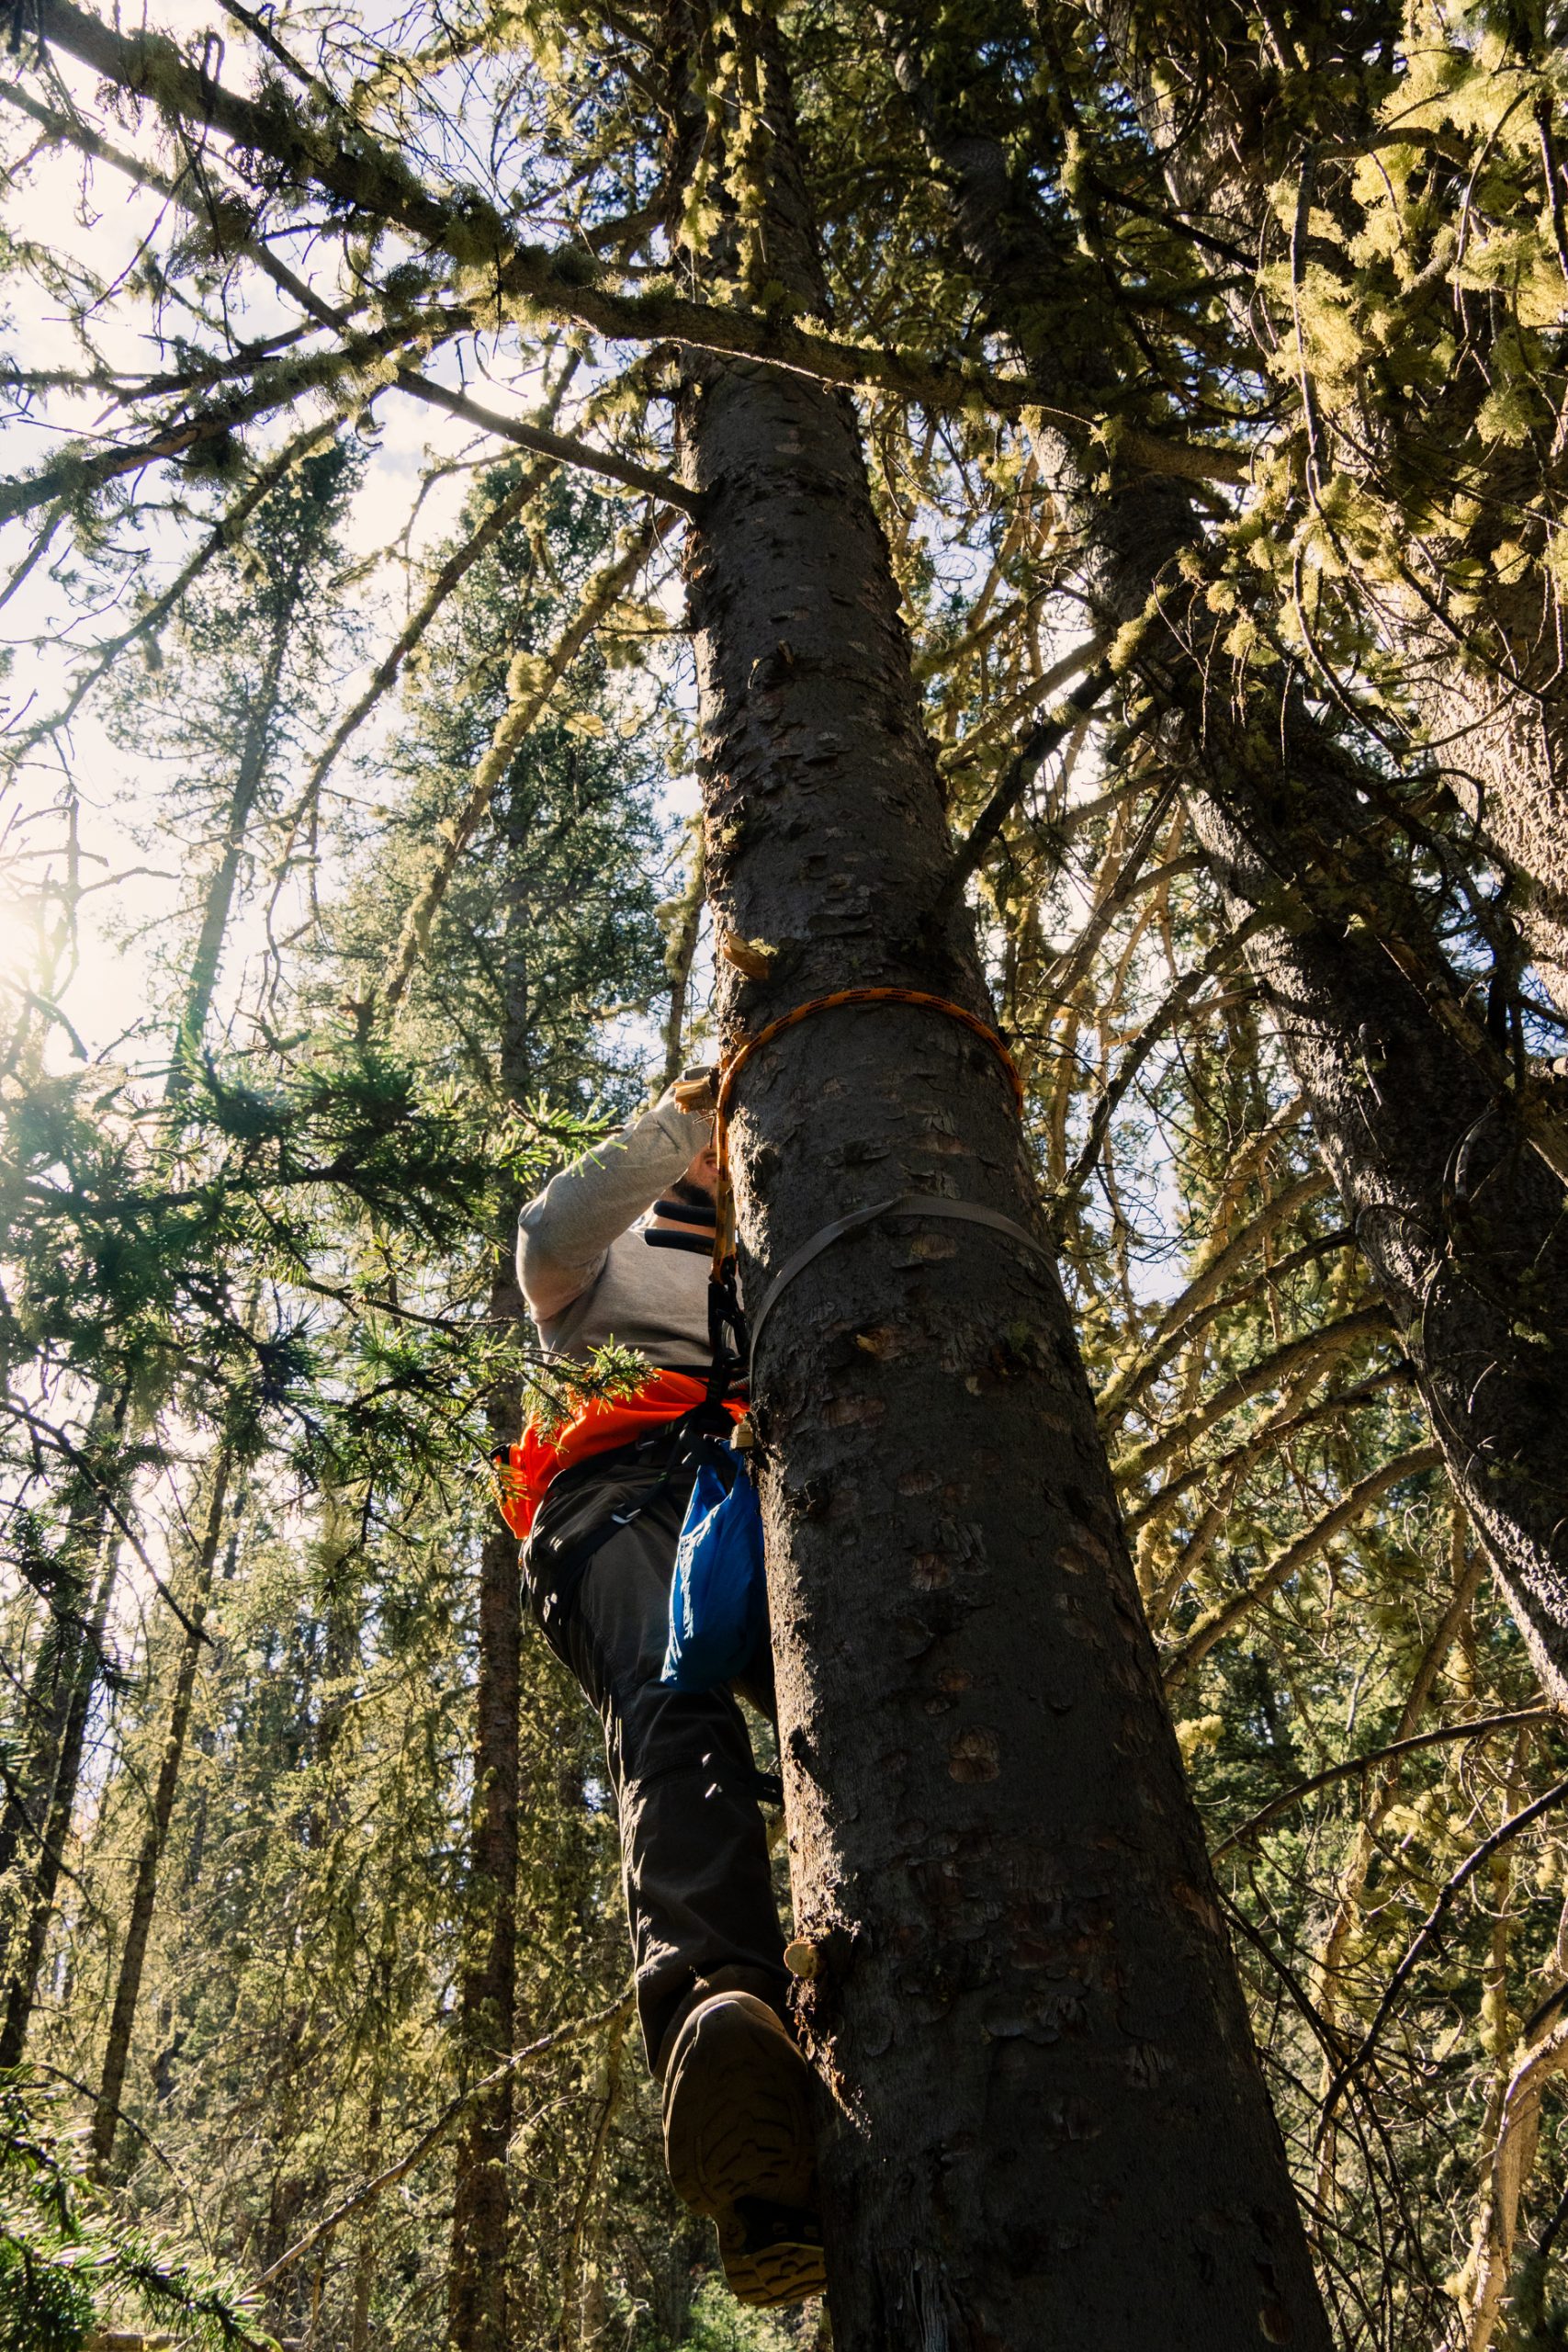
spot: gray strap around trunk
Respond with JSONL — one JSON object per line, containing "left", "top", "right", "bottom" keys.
{"left": 748, "top": 1193, "right": 1054, "bottom": 1374}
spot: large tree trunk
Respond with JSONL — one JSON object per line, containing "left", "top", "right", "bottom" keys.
{"left": 1170, "top": 710, "right": 1568, "bottom": 1703}
{"left": 663, "top": 6, "right": 1329, "bottom": 2343}
{"left": 886, "top": 12, "right": 1568, "bottom": 1708}
{"left": 90, "top": 1453, "right": 232, "bottom": 2169}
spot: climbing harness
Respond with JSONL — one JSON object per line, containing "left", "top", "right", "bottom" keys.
{"left": 708, "top": 985, "right": 1025, "bottom": 1280}
{"left": 492, "top": 1367, "right": 743, "bottom": 1541}
{"left": 499, "top": 984, "right": 1043, "bottom": 1695}
{"left": 523, "top": 1408, "right": 737, "bottom": 1661}
{"left": 706, "top": 987, "right": 1036, "bottom": 1378}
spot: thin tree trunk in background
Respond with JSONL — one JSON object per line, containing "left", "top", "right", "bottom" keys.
{"left": 90, "top": 1453, "right": 232, "bottom": 2170}
{"left": 0, "top": 635, "right": 278, "bottom": 2019}
{"left": 349, "top": 2195, "right": 378, "bottom": 2352}
{"left": 350, "top": 1974, "right": 390, "bottom": 2352}
{"left": 2, "top": 505, "right": 308, "bottom": 2018}
{"left": 0, "top": 1525, "right": 124, "bottom": 2066}
{"left": 446, "top": 762, "right": 532, "bottom": 2352}
{"left": 660, "top": 818, "right": 705, "bottom": 1091}
{"left": 165, "top": 556, "right": 301, "bottom": 1098}
{"left": 446, "top": 1489, "right": 522, "bottom": 2352}
{"left": 0, "top": 1386, "right": 125, "bottom": 1915}
{"left": 663, "top": 4, "right": 1329, "bottom": 2342}
{"left": 559, "top": 2015, "right": 624, "bottom": 2352}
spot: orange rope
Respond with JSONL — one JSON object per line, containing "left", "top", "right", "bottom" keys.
{"left": 710, "top": 988, "right": 1023, "bottom": 1272}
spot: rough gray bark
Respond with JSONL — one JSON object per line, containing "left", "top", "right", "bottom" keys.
{"left": 886, "top": 11, "right": 1568, "bottom": 1709}
{"left": 665, "top": 5, "right": 1330, "bottom": 2343}
{"left": 90, "top": 1454, "right": 232, "bottom": 2169}
{"left": 1402, "top": 577, "right": 1568, "bottom": 1023}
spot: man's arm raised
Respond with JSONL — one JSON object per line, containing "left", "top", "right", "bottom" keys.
{"left": 516, "top": 1091, "right": 714, "bottom": 1323}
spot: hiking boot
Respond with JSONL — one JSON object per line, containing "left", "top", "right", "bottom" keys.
{"left": 661, "top": 1989, "right": 826, "bottom": 2309}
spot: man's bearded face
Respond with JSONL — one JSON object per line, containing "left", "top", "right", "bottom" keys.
{"left": 671, "top": 1145, "right": 718, "bottom": 1206}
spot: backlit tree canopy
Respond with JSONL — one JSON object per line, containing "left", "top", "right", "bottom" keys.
{"left": 2, "top": 0, "right": 1567, "bottom": 2346}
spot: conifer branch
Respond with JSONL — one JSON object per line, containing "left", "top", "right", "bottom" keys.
{"left": 253, "top": 1990, "right": 635, "bottom": 2288}
{"left": 1161, "top": 1442, "right": 1444, "bottom": 1689}
{"left": 1124, "top": 1223, "right": 1354, "bottom": 1419}
{"left": 378, "top": 509, "right": 671, "bottom": 1014}
{"left": 2, "top": 414, "right": 345, "bottom": 759}
{"left": 934, "top": 631, "right": 1108, "bottom": 772}
{"left": 1113, "top": 1302, "right": 1393, "bottom": 1483}
{"left": 391, "top": 373, "right": 696, "bottom": 511}
{"left": 28, "top": 0, "right": 1252, "bottom": 486}
{"left": 1100, "top": 1170, "right": 1333, "bottom": 1424}
{"left": 931, "top": 651, "right": 1112, "bottom": 925}
{"left": 1122, "top": 1365, "right": 1413, "bottom": 1538}
{"left": 281, "top": 456, "right": 557, "bottom": 835}
{"left": 1211, "top": 1708, "right": 1556, "bottom": 1860}
{"left": 1050, "top": 910, "right": 1269, "bottom": 1229}
{"left": 0, "top": 312, "right": 454, "bottom": 528}
{"left": 1320, "top": 1770, "right": 1568, "bottom": 2130}
{"left": 1010, "top": 784, "right": 1181, "bottom": 1026}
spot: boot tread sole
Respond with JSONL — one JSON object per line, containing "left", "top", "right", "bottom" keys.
{"left": 662, "top": 1993, "right": 826, "bottom": 2310}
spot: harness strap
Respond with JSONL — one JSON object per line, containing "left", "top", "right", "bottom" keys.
{"left": 527, "top": 1417, "right": 706, "bottom": 1637}
{"left": 748, "top": 1193, "right": 1055, "bottom": 1374}
{"left": 710, "top": 988, "right": 1023, "bottom": 1274}
{"left": 705, "top": 1253, "right": 750, "bottom": 1409}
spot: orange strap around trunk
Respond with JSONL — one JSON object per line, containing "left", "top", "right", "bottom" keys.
{"left": 711, "top": 987, "right": 1023, "bottom": 1270}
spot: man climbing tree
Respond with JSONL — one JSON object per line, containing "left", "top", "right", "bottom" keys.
{"left": 17, "top": 0, "right": 1568, "bottom": 2335}
{"left": 512, "top": 1078, "right": 822, "bottom": 2307}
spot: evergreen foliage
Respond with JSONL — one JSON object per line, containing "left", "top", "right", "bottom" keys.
{"left": 1, "top": 0, "right": 1566, "bottom": 2341}
{"left": 0, "top": 2076, "right": 265, "bottom": 2352}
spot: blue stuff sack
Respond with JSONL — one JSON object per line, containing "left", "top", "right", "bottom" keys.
{"left": 660, "top": 1450, "right": 767, "bottom": 1691}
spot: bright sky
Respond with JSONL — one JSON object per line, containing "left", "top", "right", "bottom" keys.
{"left": 2, "top": 94, "right": 698, "bottom": 1072}
{"left": 2, "top": 18, "right": 1176, "bottom": 1317}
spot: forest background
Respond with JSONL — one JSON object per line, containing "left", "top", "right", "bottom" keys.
{"left": 0, "top": 0, "right": 1566, "bottom": 2346}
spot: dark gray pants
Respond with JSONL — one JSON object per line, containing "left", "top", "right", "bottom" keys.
{"left": 524, "top": 1450, "right": 788, "bottom": 2070}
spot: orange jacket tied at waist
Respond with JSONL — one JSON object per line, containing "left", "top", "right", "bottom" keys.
{"left": 494, "top": 1369, "right": 744, "bottom": 1540}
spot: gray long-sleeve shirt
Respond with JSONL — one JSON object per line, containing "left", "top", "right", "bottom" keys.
{"left": 516, "top": 1097, "right": 715, "bottom": 1371}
